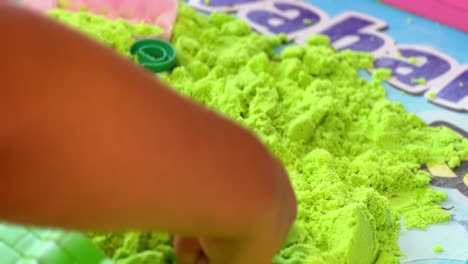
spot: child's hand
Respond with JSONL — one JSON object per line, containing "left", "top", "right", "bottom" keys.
{"left": 0, "top": 3, "right": 297, "bottom": 263}
{"left": 174, "top": 161, "right": 296, "bottom": 264}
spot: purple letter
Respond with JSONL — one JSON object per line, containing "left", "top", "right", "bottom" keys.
{"left": 375, "top": 46, "right": 454, "bottom": 94}
{"left": 438, "top": 70, "right": 468, "bottom": 103}
{"left": 243, "top": 2, "right": 324, "bottom": 35}
{"left": 188, "top": 0, "right": 261, "bottom": 12}
{"left": 320, "top": 13, "right": 390, "bottom": 55}
{"left": 201, "top": 0, "right": 258, "bottom": 6}
{"left": 429, "top": 68, "right": 468, "bottom": 111}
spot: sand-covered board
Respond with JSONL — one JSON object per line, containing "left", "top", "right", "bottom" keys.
{"left": 187, "top": 0, "right": 468, "bottom": 263}
{"left": 2, "top": 0, "right": 467, "bottom": 263}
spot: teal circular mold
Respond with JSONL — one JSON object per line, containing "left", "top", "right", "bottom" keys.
{"left": 130, "top": 39, "right": 176, "bottom": 73}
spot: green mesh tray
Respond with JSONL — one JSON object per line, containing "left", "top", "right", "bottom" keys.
{"left": 0, "top": 223, "right": 112, "bottom": 264}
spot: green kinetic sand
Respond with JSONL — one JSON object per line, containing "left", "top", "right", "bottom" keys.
{"left": 411, "top": 77, "right": 427, "bottom": 85}
{"left": 433, "top": 245, "right": 444, "bottom": 254}
{"left": 48, "top": 4, "right": 468, "bottom": 264}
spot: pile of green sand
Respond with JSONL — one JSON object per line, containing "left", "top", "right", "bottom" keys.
{"left": 48, "top": 5, "right": 468, "bottom": 264}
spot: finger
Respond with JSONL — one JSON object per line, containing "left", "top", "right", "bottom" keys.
{"left": 196, "top": 255, "right": 209, "bottom": 264}
{"left": 173, "top": 236, "right": 203, "bottom": 264}
{"left": 195, "top": 250, "right": 209, "bottom": 264}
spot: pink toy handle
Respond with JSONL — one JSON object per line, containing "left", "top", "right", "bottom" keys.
{"left": 23, "top": 0, "right": 178, "bottom": 39}
{"left": 382, "top": 0, "right": 468, "bottom": 32}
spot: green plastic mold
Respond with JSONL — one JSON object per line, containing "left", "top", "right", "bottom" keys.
{"left": 130, "top": 38, "right": 176, "bottom": 73}
{"left": 0, "top": 223, "right": 112, "bottom": 264}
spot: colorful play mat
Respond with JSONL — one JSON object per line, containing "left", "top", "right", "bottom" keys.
{"left": 2, "top": 0, "right": 468, "bottom": 263}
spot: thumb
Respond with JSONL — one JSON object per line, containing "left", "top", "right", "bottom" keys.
{"left": 195, "top": 255, "right": 209, "bottom": 264}
{"left": 173, "top": 236, "right": 205, "bottom": 264}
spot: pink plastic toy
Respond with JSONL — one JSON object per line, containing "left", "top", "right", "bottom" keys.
{"left": 383, "top": 0, "right": 468, "bottom": 32}
{"left": 24, "top": 0, "right": 178, "bottom": 39}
